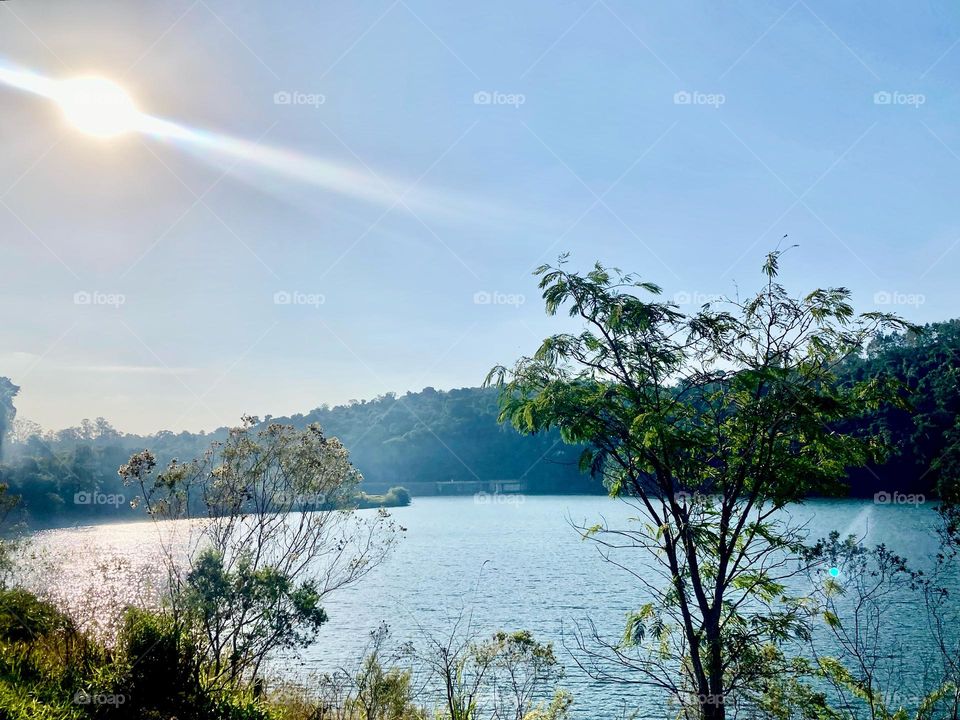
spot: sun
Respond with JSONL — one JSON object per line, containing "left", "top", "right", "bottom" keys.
{"left": 56, "top": 76, "right": 142, "bottom": 138}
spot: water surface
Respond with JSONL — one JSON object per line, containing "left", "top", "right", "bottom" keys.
{"left": 33, "top": 496, "right": 948, "bottom": 718}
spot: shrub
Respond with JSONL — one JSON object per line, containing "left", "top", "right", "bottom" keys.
{"left": 0, "top": 588, "right": 72, "bottom": 643}
{"left": 116, "top": 607, "right": 200, "bottom": 717}
{"left": 0, "top": 588, "right": 112, "bottom": 720}
{"left": 382, "top": 487, "right": 411, "bottom": 507}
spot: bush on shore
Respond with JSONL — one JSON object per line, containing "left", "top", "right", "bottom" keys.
{"left": 358, "top": 486, "right": 412, "bottom": 509}
{"left": 0, "top": 587, "right": 570, "bottom": 720}
{"left": 0, "top": 588, "right": 270, "bottom": 720}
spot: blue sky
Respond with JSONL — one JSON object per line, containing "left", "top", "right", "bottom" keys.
{"left": 1, "top": 0, "right": 959, "bottom": 433}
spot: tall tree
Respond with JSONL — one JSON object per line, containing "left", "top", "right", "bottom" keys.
{"left": 0, "top": 378, "right": 19, "bottom": 463}
{"left": 487, "top": 251, "right": 912, "bottom": 720}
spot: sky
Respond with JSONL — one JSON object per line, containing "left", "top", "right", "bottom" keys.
{"left": 1, "top": 0, "right": 959, "bottom": 434}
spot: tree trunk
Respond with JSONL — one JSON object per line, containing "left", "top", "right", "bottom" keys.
{"left": 702, "top": 621, "right": 726, "bottom": 720}
{"left": 700, "top": 698, "right": 725, "bottom": 720}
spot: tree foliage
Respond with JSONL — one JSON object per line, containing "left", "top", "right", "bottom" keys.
{"left": 487, "top": 251, "right": 913, "bottom": 719}
{"left": 120, "top": 418, "right": 401, "bottom": 688}
{"left": 0, "top": 378, "right": 18, "bottom": 463}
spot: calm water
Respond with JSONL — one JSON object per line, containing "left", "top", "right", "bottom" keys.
{"left": 31, "top": 496, "right": 949, "bottom": 719}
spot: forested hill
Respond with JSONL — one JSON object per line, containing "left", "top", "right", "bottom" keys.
{"left": 2, "top": 319, "right": 960, "bottom": 523}
{"left": 0, "top": 387, "right": 595, "bottom": 522}
{"left": 268, "top": 387, "right": 590, "bottom": 494}
{"left": 838, "top": 319, "right": 960, "bottom": 502}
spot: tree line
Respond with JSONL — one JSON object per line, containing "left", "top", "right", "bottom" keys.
{"left": 1, "top": 315, "right": 960, "bottom": 524}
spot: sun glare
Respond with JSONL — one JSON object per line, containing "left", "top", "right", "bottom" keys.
{"left": 56, "top": 76, "right": 142, "bottom": 138}
{"left": 0, "top": 62, "right": 458, "bottom": 214}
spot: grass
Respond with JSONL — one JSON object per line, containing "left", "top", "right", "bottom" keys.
{"left": 0, "top": 586, "right": 568, "bottom": 720}
{"left": 0, "top": 588, "right": 433, "bottom": 720}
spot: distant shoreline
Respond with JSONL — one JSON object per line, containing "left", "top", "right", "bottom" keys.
{"left": 19, "top": 491, "right": 941, "bottom": 534}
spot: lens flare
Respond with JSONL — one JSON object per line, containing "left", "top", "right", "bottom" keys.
{"left": 56, "top": 77, "right": 142, "bottom": 138}
{"left": 0, "top": 60, "right": 487, "bottom": 219}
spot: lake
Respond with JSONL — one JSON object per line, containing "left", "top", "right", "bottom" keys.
{"left": 29, "top": 495, "right": 951, "bottom": 719}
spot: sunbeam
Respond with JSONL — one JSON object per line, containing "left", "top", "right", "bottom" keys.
{"left": 0, "top": 61, "right": 477, "bottom": 218}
